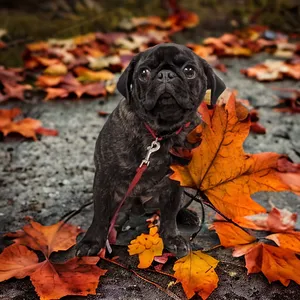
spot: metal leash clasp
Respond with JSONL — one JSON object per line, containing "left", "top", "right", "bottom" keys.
{"left": 140, "top": 138, "right": 161, "bottom": 167}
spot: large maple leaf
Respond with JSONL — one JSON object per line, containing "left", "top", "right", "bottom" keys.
{"left": 0, "top": 221, "right": 107, "bottom": 300}
{"left": 170, "top": 91, "right": 299, "bottom": 219}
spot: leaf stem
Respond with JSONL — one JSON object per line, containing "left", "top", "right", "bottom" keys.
{"left": 186, "top": 190, "right": 254, "bottom": 237}
{"left": 59, "top": 199, "right": 93, "bottom": 223}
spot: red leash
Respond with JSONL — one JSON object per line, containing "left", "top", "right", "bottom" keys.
{"left": 106, "top": 122, "right": 190, "bottom": 251}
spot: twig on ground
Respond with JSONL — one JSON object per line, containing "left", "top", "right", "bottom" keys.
{"left": 147, "top": 268, "right": 176, "bottom": 279}
{"left": 102, "top": 257, "right": 181, "bottom": 300}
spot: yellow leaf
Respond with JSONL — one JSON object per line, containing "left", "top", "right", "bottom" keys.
{"left": 128, "top": 226, "right": 163, "bottom": 269}
{"left": 44, "top": 63, "right": 68, "bottom": 75}
{"left": 73, "top": 33, "right": 96, "bottom": 45}
{"left": 173, "top": 251, "right": 219, "bottom": 300}
{"left": 74, "top": 66, "right": 114, "bottom": 82}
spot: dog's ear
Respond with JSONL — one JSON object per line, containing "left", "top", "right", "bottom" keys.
{"left": 202, "top": 60, "right": 226, "bottom": 105}
{"left": 117, "top": 53, "right": 141, "bottom": 100}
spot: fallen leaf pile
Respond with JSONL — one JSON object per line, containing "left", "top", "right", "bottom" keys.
{"left": 0, "top": 7, "right": 201, "bottom": 141}
{"left": 212, "top": 206, "right": 300, "bottom": 286}
{"left": 1, "top": 11, "right": 299, "bottom": 106}
{"left": 204, "top": 26, "right": 299, "bottom": 57}
{"left": 0, "top": 107, "right": 58, "bottom": 139}
{"left": 16, "top": 9, "right": 199, "bottom": 102}
{"left": 241, "top": 58, "right": 300, "bottom": 81}
{"left": 120, "top": 10, "right": 199, "bottom": 33}
{"left": 0, "top": 221, "right": 107, "bottom": 299}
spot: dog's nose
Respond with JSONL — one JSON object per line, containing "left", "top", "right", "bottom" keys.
{"left": 157, "top": 70, "right": 176, "bottom": 82}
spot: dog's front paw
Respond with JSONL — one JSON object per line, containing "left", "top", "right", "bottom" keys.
{"left": 76, "top": 238, "right": 103, "bottom": 257}
{"left": 163, "top": 235, "right": 190, "bottom": 258}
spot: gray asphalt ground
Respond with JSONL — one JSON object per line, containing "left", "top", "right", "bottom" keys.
{"left": 0, "top": 53, "right": 300, "bottom": 299}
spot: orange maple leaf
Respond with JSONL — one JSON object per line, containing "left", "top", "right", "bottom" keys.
{"left": 6, "top": 220, "right": 82, "bottom": 257}
{"left": 233, "top": 243, "right": 300, "bottom": 286}
{"left": 128, "top": 226, "right": 163, "bottom": 269}
{"left": 266, "top": 232, "right": 300, "bottom": 253}
{"left": 0, "top": 108, "right": 58, "bottom": 140}
{"left": 26, "top": 41, "right": 49, "bottom": 52}
{"left": 45, "top": 87, "right": 69, "bottom": 100}
{"left": 213, "top": 220, "right": 300, "bottom": 286}
{"left": 211, "top": 221, "right": 256, "bottom": 248}
{"left": 36, "top": 75, "right": 64, "bottom": 87}
{"left": 0, "top": 108, "right": 21, "bottom": 127}
{"left": 173, "top": 250, "right": 219, "bottom": 300}
{"left": 0, "top": 221, "right": 107, "bottom": 299}
{"left": 170, "top": 91, "right": 299, "bottom": 219}
{"left": 1, "top": 118, "right": 42, "bottom": 140}
{"left": 186, "top": 43, "right": 213, "bottom": 58}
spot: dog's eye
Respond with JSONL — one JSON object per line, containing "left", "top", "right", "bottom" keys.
{"left": 139, "top": 68, "right": 151, "bottom": 82}
{"left": 183, "top": 67, "right": 196, "bottom": 79}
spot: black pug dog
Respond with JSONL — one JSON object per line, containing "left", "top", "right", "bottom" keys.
{"left": 76, "top": 43, "right": 225, "bottom": 258}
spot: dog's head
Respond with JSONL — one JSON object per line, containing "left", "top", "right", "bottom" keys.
{"left": 117, "top": 43, "right": 226, "bottom": 133}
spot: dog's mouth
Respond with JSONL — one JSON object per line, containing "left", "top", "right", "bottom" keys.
{"left": 150, "top": 92, "right": 185, "bottom": 122}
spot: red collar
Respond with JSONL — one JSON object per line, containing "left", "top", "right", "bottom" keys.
{"left": 144, "top": 122, "right": 191, "bottom": 141}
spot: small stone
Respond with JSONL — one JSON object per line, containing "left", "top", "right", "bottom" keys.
{"left": 63, "top": 179, "right": 70, "bottom": 185}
